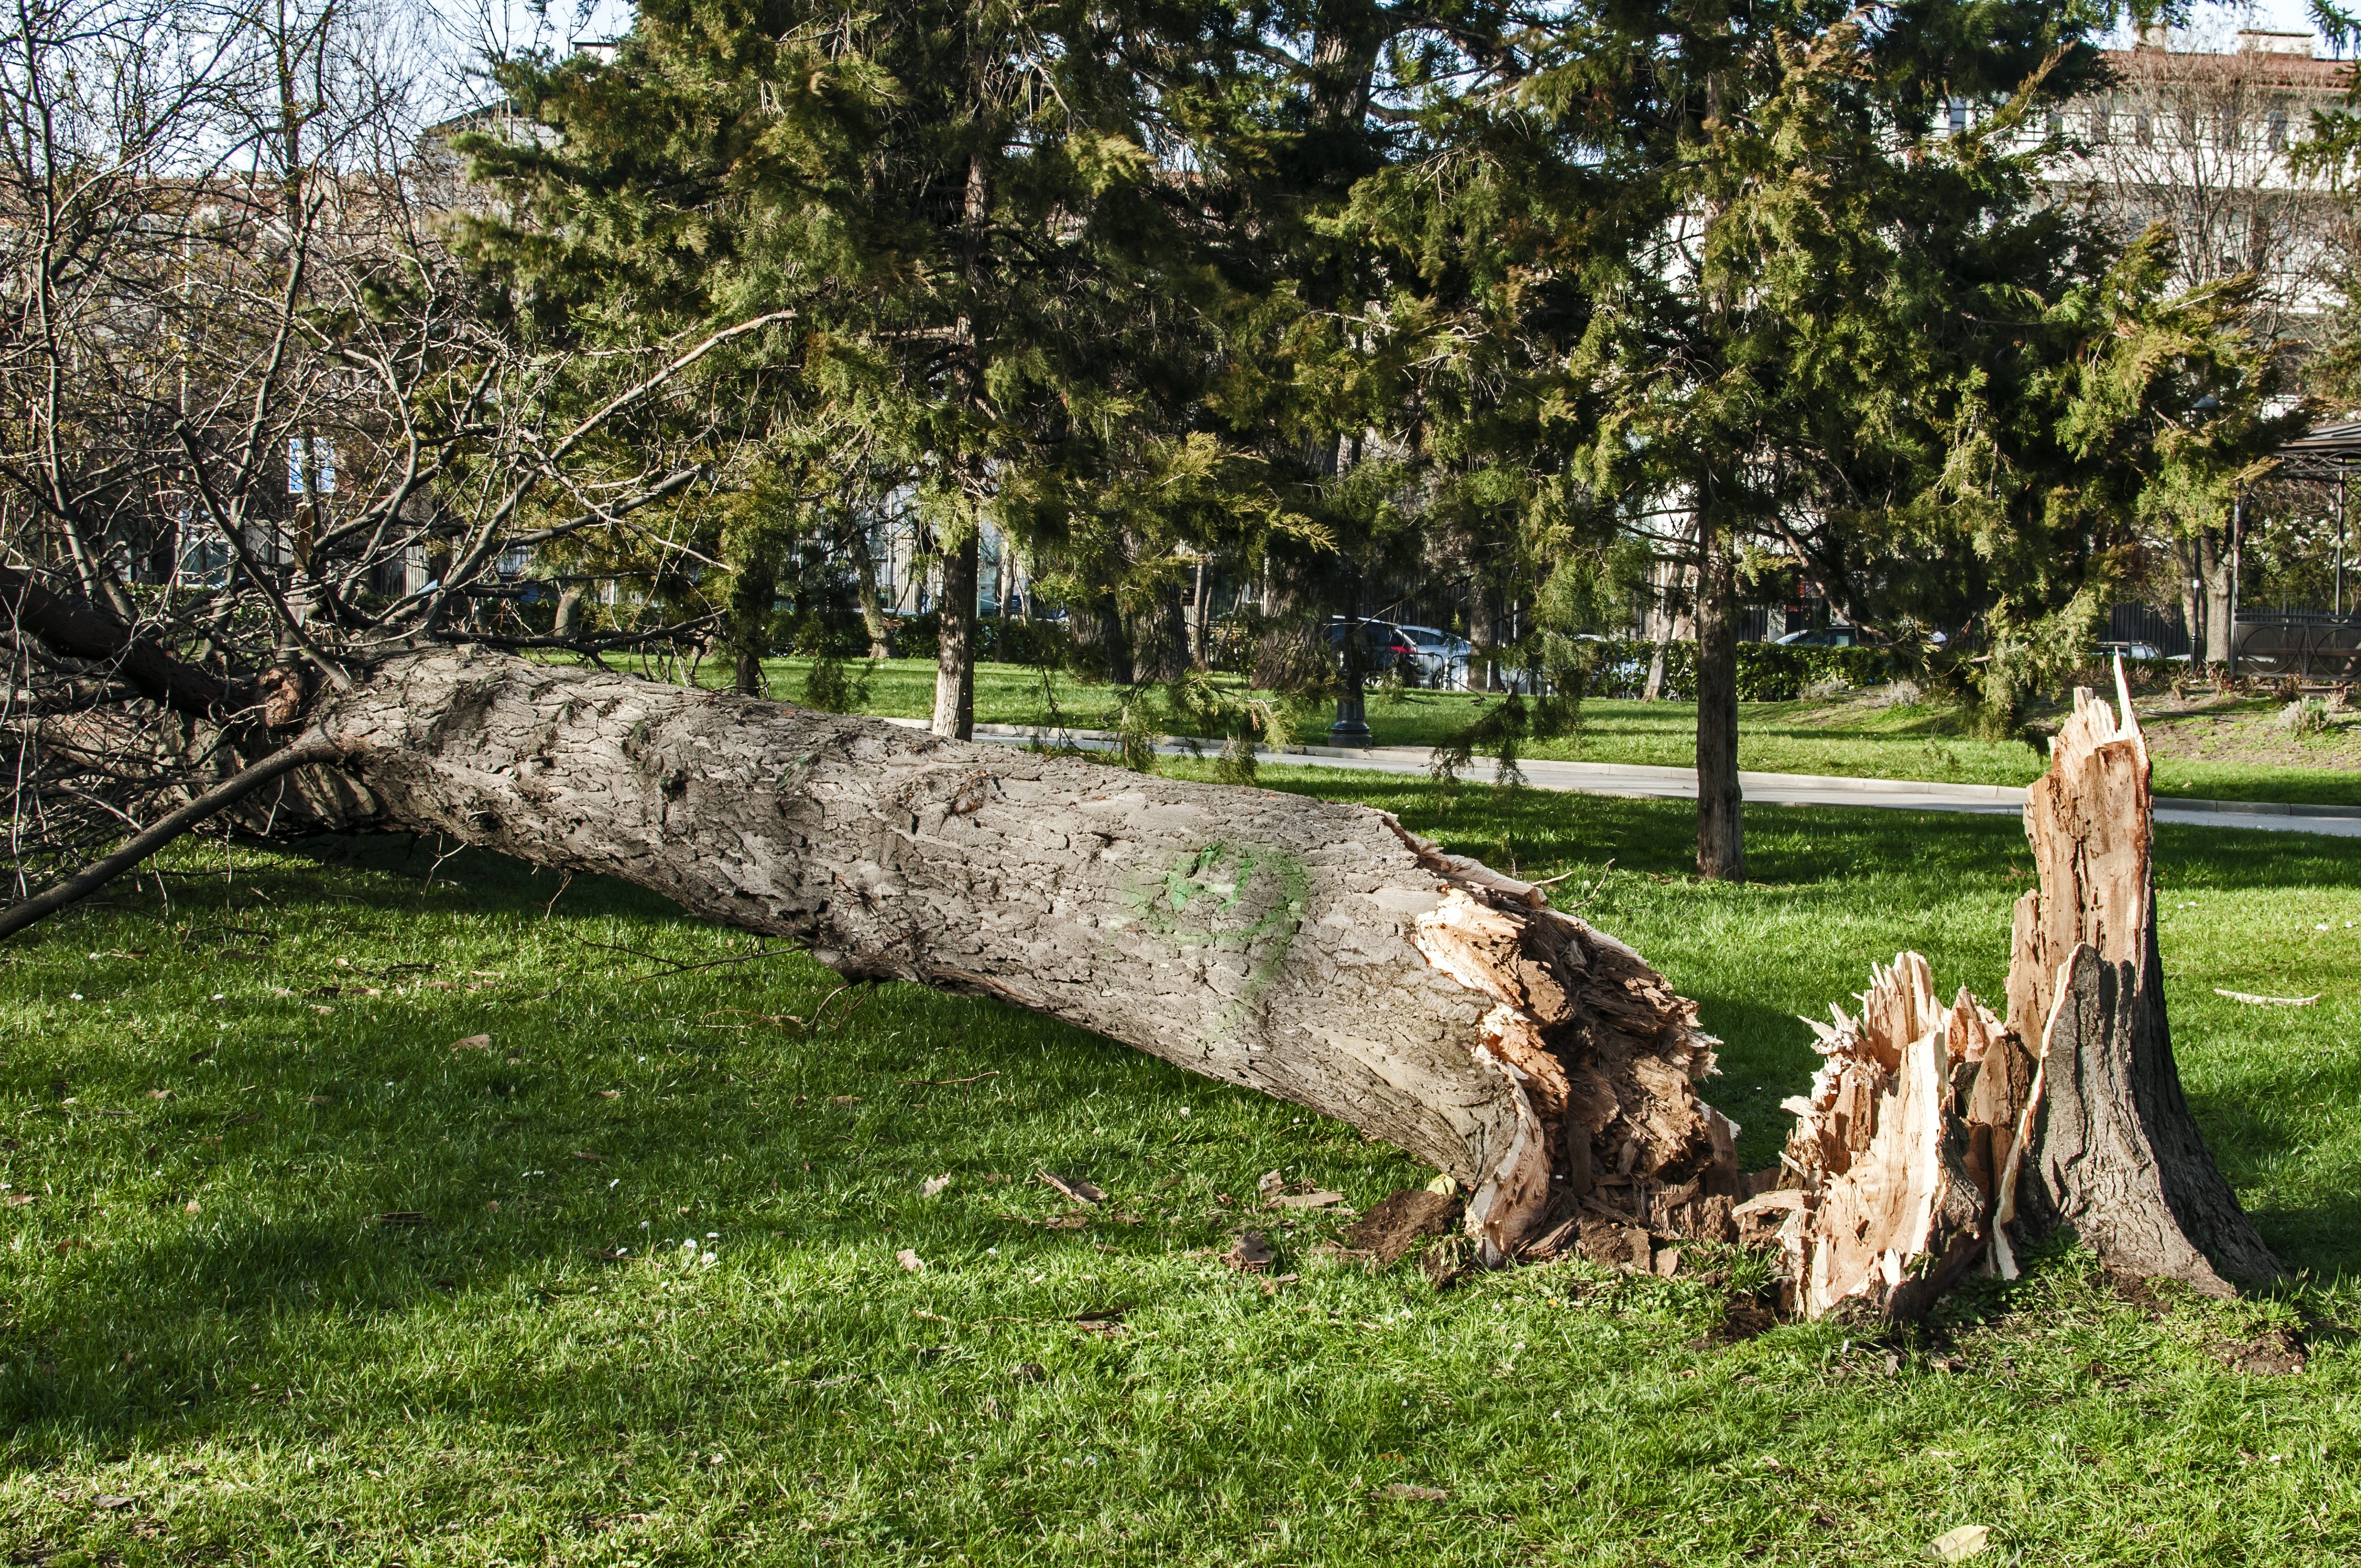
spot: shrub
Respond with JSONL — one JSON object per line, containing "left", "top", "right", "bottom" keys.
{"left": 2278, "top": 696, "right": 2334, "bottom": 737}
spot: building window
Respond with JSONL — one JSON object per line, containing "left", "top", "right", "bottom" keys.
{"left": 2267, "top": 109, "right": 2288, "bottom": 151}
{"left": 2134, "top": 109, "right": 2152, "bottom": 147}
{"left": 1947, "top": 99, "right": 1968, "bottom": 134}
{"left": 2045, "top": 108, "right": 2064, "bottom": 135}
{"left": 2093, "top": 101, "right": 2110, "bottom": 142}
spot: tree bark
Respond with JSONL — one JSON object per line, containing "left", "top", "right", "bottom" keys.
{"left": 730, "top": 549, "right": 776, "bottom": 699}
{"left": 2195, "top": 525, "right": 2234, "bottom": 669}
{"left": 307, "top": 647, "right": 1739, "bottom": 1260}
{"left": 1760, "top": 670, "right": 2277, "bottom": 1317}
{"left": 847, "top": 527, "right": 895, "bottom": 660}
{"left": 1127, "top": 550, "right": 1192, "bottom": 685}
{"left": 1642, "top": 559, "right": 1693, "bottom": 704}
{"left": 933, "top": 530, "right": 978, "bottom": 740}
{"left": 1467, "top": 573, "right": 1499, "bottom": 694}
{"left": 2000, "top": 679, "right": 2278, "bottom": 1291}
{"left": 1188, "top": 556, "right": 1212, "bottom": 673}
{"left": 1693, "top": 514, "right": 1743, "bottom": 881}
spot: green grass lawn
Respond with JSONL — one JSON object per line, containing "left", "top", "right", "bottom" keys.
{"left": 744, "top": 655, "right": 2361, "bottom": 808}
{"left": 6, "top": 777, "right": 2360, "bottom": 1563}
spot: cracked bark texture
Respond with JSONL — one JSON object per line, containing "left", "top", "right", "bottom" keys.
{"left": 309, "top": 648, "right": 1732, "bottom": 1256}
{"left": 2001, "top": 679, "right": 2278, "bottom": 1292}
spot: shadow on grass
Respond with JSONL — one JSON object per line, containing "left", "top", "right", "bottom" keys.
{"left": 9, "top": 784, "right": 2361, "bottom": 1447}
{"left": 2, "top": 831, "right": 1400, "bottom": 1444}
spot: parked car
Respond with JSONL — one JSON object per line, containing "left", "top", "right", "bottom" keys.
{"left": 1323, "top": 618, "right": 1423, "bottom": 683}
{"left": 2096, "top": 639, "right": 2163, "bottom": 662}
{"left": 1775, "top": 624, "right": 1864, "bottom": 648}
{"left": 1391, "top": 623, "right": 1473, "bottom": 689}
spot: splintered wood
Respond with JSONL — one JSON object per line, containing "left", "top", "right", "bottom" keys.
{"left": 1405, "top": 870, "right": 1740, "bottom": 1263}
{"left": 1752, "top": 954, "right": 1994, "bottom": 1319}
{"left": 2002, "top": 676, "right": 2277, "bottom": 1293}
{"left": 1753, "top": 663, "right": 2277, "bottom": 1320}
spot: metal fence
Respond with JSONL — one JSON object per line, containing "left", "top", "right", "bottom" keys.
{"left": 2235, "top": 612, "right": 2361, "bottom": 680}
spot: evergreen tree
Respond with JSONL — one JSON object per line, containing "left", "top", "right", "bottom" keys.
{"left": 461, "top": 0, "right": 1241, "bottom": 734}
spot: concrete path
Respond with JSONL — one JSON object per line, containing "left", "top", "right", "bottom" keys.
{"left": 880, "top": 719, "right": 2361, "bottom": 839}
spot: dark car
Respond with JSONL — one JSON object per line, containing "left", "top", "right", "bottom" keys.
{"left": 1775, "top": 625, "right": 1864, "bottom": 648}
{"left": 1323, "top": 618, "right": 1423, "bottom": 682}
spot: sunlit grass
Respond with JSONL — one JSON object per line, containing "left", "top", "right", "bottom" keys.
{"left": 3, "top": 776, "right": 2358, "bottom": 1562}
{"left": 743, "top": 655, "right": 2360, "bottom": 807}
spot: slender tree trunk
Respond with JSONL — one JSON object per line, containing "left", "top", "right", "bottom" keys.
{"left": 1642, "top": 559, "right": 1692, "bottom": 704}
{"left": 2196, "top": 526, "right": 2234, "bottom": 669}
{"left": 2170, "top": 536, "right": 2201, "bottom": 665}
{"left": 306, "top": 647, "right": 1737, "bottom": 1261}
{"left": 846, "top": 526, "right": 894, "bottom": 660}
{"left": 552, "top": 586, "right": 585, "bottom": 642}
{"left": 1188, "top": 556, "right": 1211, "bottom": 672}
{"left": 933, "top": 530, "right": 978, "bottom": 740}
{"left": 1468, "top": 576, "right": 1498, "bottom": 694}
{"left": 730, "top": 548, "right": 776, "bottom": 698}
{"left": 1693, "top": 511, "right": 1743, "bottom": 881}
{"left": 935, "top": 146, "right": 993, "bottom": 739}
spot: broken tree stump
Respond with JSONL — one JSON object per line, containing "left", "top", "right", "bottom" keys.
{"left": 2006, "top": 678, "right": 2279, "bottom": 1293}
{"left": 1758, "top": 955, "right": 1990, "bottom": 1319}
{"left": 1761, "top": 665, "right": 2277, "bottom": 1318}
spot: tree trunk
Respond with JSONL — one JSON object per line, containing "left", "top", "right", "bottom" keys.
{"left": 1999, "top": 680, "right": 2278, "bottom": 1291}
{"left": 1188, "top": 556, "right": 1211, "bottom": 672}
{"left": 848, "top": 527, "right": 895, "bottom": 661}
{"left": 729, "top": 549, "right": 776, "bottom": 699}
{"left": 1693, "top": 514, "right": 1743, "bottom": 881}
{"left": 1468, "top": 576, "right": 1498, "bottom": 694}
{"left": 1127, "top": 552, "right": 1191, "bottom": 685}
{"left": 933, "top": 530, "right": 978, "bottom": 740}
{"left": 2196, "top": 525, "right": 2234, "bottom": 669}
{"left": 553, "top": 586, "right": 586, "bottom": 643}
{"left": 1069, "top": 591, "right": 1130, "bottom": 682}
{"left": 2170, "top": 536, "right": 2201, "bottom": 667}
{"left": 308, "top": 647, "right": 1739, "bottom": 1261}
{"left": 1641, "top": 560, "right": 1693, "bottom": 704}
{"left": 1759, "top": 671, "right": 2277, "bottom": 1318}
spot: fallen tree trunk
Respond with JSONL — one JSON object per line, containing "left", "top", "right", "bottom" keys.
{"left": 1758, "top": 671, "right": 2277, "bottom": 1318}
{"left": 19, "top": 634, "right": 2266, "bottom": 1306}
{"left": 298, "top": 646, "right": 1738, "bottom": 1260}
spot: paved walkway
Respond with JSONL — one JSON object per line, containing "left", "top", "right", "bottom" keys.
{"left": 880, "top": 719, "right": 2361, "bottom": 839}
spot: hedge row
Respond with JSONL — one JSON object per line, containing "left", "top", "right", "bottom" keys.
{"left": 1570, "top": 640, "right": 1897, "bottom": 702}
{"left": 783, "top": 612, "right": 1075, "bottom": 666}
{"left": 782, "top": 614, "right": 1896, "bottom": 701}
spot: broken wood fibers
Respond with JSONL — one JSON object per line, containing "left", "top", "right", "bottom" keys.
{"left": 1742, "top": 667, "right": 2279, "bottom": 1320}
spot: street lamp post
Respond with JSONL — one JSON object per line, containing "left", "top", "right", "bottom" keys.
{"left": 1330, "top": 592, "right": 1373, "bottom": 749}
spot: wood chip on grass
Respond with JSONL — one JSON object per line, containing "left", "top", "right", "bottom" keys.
{"left": 1038, "top": 1170, "right": 1104, "bottom": 1205}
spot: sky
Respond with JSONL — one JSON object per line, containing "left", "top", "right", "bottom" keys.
{"left": 444, "top": 0, "right": 2345, "bottom": 64}
{"left": 423, "top": 0, "right": 2348, "bottom": 119}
